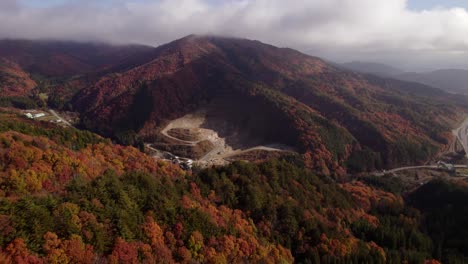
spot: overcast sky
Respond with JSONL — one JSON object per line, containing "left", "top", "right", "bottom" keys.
{"left": 2, "top": 0, "right": 468, "bottom": 71}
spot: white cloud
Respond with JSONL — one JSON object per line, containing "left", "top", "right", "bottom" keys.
{"left": 1, "top": 0, "right": 468, "bottom": 70}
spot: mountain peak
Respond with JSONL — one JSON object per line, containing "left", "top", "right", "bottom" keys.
{"left": 67, "top": 36, "right": 466, "bottom": 177}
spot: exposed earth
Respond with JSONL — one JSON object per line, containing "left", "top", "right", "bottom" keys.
{"left": 452, "top": 116, "right": 468, "bottom": 157}
{"left": 147, "top": 109, "right": 296, "bottom": 168}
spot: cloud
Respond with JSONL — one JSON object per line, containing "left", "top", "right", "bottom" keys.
{"left": 0, "top": 0, "right": 19, "bottom": 10}
{"left": 1, "top": 0, "right": 468, "bottom": 70}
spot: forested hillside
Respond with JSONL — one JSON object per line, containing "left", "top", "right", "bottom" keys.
{"left": 0, "top": 112, "right": 466, "bottom": 263}
{"left": 0, "top": 36, "right": 466, "bottom": 175}
{"left": 70, "top": 35, "right": 466, "bottom": 174}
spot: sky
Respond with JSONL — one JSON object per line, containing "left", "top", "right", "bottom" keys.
{"left": 408, "top": 0, "right": 468, "bottom": 10}
{"left": 2, "top": 0, "right": 468, "bottom": 71}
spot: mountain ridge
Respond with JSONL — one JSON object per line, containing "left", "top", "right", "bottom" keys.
{"left": 67, "top": 35, "right": 466, "bottom": 174}
{"left": 0, "top": 39, "right": 154, "bottom": 77}
{"left": 0, "top": 35, "right": 466, "bottom": 174}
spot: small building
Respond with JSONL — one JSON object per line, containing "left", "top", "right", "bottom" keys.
{"left": 437, "top": 161, "right": 456, "bottom": 174}
{"left": 33, "top": 113, "right": 46, "bottom": 119}
{"left": 25, "top": 113, "right": 33, "bottom": 119}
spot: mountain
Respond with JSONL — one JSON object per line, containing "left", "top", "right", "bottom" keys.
{"left": 0, "top": 39, "right": 157, "bottom": 110}
{"left": 0, "top": 58, "right": 36, "bottom": 97}
{"left": 0, "top": 36, "right": 466, "bottom": 174}
{"left": 340, "top": 61, "right": 405, "bottom": 77}
{"left": 70, "top": 35, "right": 466, "bottom": 174}
{"left": 0, "top": 39, "right": 154, "bottom": 78}
{"left": 398, "top": 69, "right": 468, "bottom": 94}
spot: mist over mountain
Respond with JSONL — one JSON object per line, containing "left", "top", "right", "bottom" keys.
{"left": 340, "top": 61, "right": 405, "bottom": 77}
{"left": 341, "top": 61, "right": 468, "bottom": 94}
{"left": 2, "top": 0, "right": 468, "bottom": 70}
{"left": 398, "top": 69, "right": 468, "bottom": 95}
{"left": 0, "top": 39, "right": 153, "bottom": 77}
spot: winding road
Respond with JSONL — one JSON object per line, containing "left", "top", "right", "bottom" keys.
{"left": 452, "top": 117, "right": 468, "bottom": 157}
{"left": 369, "top": 116, "right": 468, "bottom": 178}
{"left": 157, "top": 112, "right": 294, "bottom": 163}
{"left": 49, "top": 109, "right": 73, "bottom": 127}
{"left": 374, "top": 164, "right": 468, "bottom": 177}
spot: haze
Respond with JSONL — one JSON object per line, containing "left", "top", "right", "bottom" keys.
{"left": 2, "top": 0, "right": 468, "bottom": 71}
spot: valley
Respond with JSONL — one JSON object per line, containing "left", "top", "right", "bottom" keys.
{"left": 371, "top": 115, "right": 468, "bottom": 180}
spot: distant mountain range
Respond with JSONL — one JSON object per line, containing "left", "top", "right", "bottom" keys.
{"left": 340, "top": 61, "right": 405, "bottom": 77}
{"left": 341, "top": 61, "right": 468, "bottom": 94}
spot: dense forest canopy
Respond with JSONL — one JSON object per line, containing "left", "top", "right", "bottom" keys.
{"left": 0, "top": 111, "right": 466, "bottom": 263}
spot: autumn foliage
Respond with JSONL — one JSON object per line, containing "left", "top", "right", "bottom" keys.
{"left": 68, "top": 35, "right": 466, "bottom": 176}
{"left": 0, "top": 107, "right": 466, "bottom": 263}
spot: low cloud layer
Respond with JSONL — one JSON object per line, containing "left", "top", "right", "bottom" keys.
{"left": 1, "top": 0, "right": 468, "bottom": 70}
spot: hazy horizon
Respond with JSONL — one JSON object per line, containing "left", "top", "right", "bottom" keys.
{"left": 2, "top": 0, "right": 468, "bottom": 71}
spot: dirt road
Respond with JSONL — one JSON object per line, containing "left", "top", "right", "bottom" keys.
{"left": 373, "top": 164, "right": 468, "bottom": 177}
{"left": 153, "top": 111, "right": 295, "bottom": 166}
{"left": 453, "top": 117, "right": 468, "bottom": 157}
{"left": 49, "top": 109, "right": 73, "bottom": 127}
{"left": 160, "top": 113, "right": 207, "bottom": 145}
